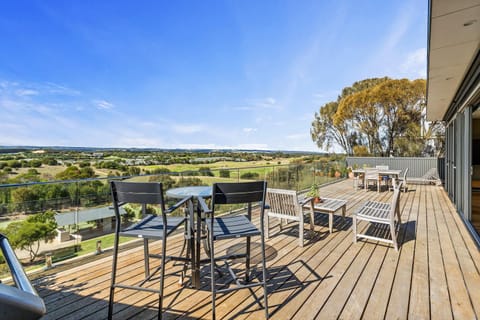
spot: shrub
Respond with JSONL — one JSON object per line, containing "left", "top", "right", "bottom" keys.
{"left": 175, "top": 177, "right": 204, "bottom": 188}
{"left": 219, "top": 169, "right": 230, "bottom": 178}
{"left": 240, "top": 172, "right": 260, "bottom": 180}
{"left": 198, "top": 167, "right": 214, "bottom": 176}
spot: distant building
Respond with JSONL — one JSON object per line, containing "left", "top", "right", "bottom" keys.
{"left": 54, "top": 206, "right": 126, "bottom": 242}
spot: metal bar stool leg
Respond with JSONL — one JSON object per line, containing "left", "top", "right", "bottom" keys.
{"left": 144, "top": 238, "right": 150, "bottom": 278}
{"left": 108, "top": 232, "right": 120, "bottom": 320}
{"left": 245, "top": 236, "right": 251, "bottom": 282}
{"left": 260, "top": 218, "right": 269, "bottom": 319}
{"left": 158, "top": 237, "right": 167, "bottom": 319}
{"left": 210, "top": 232, "right": 216, "bottom": 320}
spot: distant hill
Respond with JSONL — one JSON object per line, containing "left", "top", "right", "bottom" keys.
{"left": 0, "top": 145, "right": 326, "bottom": 155}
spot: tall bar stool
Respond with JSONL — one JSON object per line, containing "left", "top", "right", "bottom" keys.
{"left": 198, "top": 181, "right": 269, "bottom": 319}
{"left": 108, "top": 181, "right": 193, "bottom": 320}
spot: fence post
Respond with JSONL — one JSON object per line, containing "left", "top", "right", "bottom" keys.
{"left": 44, "top": 252, "right": 53, "bottom": 269}
{"left": 296, "top": 165, "right": 299, "bottom": 191}
{"left": 96, "top": 240, "right": 102, "bottom": 255}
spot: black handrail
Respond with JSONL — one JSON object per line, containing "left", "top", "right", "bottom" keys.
{"left": 0, "top": 234, "right": 46, "bottom": 319}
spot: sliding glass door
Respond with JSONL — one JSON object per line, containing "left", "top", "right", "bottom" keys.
{"left": 446, "top": 107, "right": 472, "bottom": 225}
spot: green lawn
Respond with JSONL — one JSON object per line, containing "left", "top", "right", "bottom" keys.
{"left": 0, "top": 220, "right": 17, "bottom": 229}
{"left": 74, "top": 233, "right": 131, "bottom": 256}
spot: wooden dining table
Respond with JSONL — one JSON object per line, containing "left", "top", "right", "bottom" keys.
{"left": 352, "top": 168, "right": 402, "bottom": 190}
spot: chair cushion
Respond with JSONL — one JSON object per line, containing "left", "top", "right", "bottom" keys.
{"left": 207, "top": 215, "right": 261, "bottom": 240}
{"left": 120, "top": 215, "right": 185, "bottom": 239}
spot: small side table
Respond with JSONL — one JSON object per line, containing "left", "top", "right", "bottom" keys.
{"left": 303, "top": 197, "right": 347, "bottom": 233}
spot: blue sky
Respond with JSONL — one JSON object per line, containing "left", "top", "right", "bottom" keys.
{"left": 0, "top": 0, "right": 427, "bottom": 152}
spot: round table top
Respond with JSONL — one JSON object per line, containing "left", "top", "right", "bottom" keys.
{"left": 166, "top": 185, "right": 212, "bottom": 199}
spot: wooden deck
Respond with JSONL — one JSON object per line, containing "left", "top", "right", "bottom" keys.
{"left": 34, "top": 180, "right": 480, "bottom": 319}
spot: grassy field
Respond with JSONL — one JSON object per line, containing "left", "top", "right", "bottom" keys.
{"left": 140, "top": 158, "right": 293, "bottom": 173}
{"left": 75, "top": 233, "right": 131, "bottom": 255}
{"left": 8, "top": 165, "right": 68, "bottom": 180}
{"left": 6, "top": 156, "right": 305, "bottom": 180}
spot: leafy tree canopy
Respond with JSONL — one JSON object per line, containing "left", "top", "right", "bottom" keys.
{"left": 311, "top": 77, "right": 444, "bottom": 156}
{"left": 1, "top": 210, "right": 57, "bottom": 262}
{"left": 55, "top": 165, "right": 96, "bottom": 180}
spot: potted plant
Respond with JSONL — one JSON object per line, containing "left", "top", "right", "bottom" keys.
{"left": 347, "top": 167, "right": 354, "bottom": 179}
{"left": 306, "top": 183, "right": 322, "bottom": 203}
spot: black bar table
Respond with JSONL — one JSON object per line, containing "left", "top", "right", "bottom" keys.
{"left": 166, "top": 186, "right": 211, "bottom": 289}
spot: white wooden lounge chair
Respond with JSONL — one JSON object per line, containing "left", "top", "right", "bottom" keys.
{"left": 265, "top": 188, "right": 313, "bottom": 247}
{"left": 353, "top": 180, "right": 403, "bottom": 250}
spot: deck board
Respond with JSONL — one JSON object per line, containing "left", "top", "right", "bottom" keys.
{"left": 426, "top": 185, "right": 452, "bottom": 320}
{"left": 28, "top": 180, "right": 480, "bottom": 320}
{"left": 434, "top": 186, "right": 476, "bottom": 319}
{"left": 384, "top": 183, "right": 419, "bottom": 319}
{"left": 409, "top": 184, "right": 430, "bottom": 319}
{"left": 360, "top": 187, "right": 415, "bottom": 320}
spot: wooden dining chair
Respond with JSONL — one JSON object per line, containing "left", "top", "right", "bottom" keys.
{"left": 108, "top": 181, "right": 193, "bottom": 320}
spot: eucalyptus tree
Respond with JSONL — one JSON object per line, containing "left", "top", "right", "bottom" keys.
{"left": 312, "top": 77, "right": 436, "bottom": 156}
{"left": 311, "top": 77, "right": 388, "bottom": 155}
{"left": 336, "top": 78, "right": 426, "bottom": 156}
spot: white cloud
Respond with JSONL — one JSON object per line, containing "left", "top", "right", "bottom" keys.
{"left": 93, "top": 99, "right": 114, "bottom": 110}
{"left": 15, "top": 89, "right": 39, "bottom": 96}
{"left": 233, "top": 106, "right": 253, "bottom": 111}
{"left": 243, "top": 127, "right": 257, "bottom": 134}
{"left": 178, "top": 143, "right": 227, "bottom": 149}
{"left": 139, "top": 121, "right": 157, "bottom": 128}
{"left": 248, "top": 97, "right": 278, "bottom": 108}
{"left": 172, "top": 124, "right": 206, "bottom": 134}
{"left": 0, "top": 80, "right": 81, "bottom": 97}
{"left": 116, "top": 137, "right": 164, "bottom": 148}
{"left": 44, "top": 82, "right": 81, "bottom": 96}
{"left": 287, "top": 133, "right": 310, "bottom": 140}
{"left": 0, "top": 80, "right": 18, "bottom": 90}
{"left": 400, "top": 48, "right": 427, "bottom": 78}
{"left": 236, "top": 143, "right": 268, "bottom": 150}
{"left": 232, "top": 97, "right": 282, "bottom": 111}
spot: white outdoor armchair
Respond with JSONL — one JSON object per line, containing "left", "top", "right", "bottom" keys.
{"left": 353, "top": 180, "right": 403, "bottom": 250}
{"left": 265, "top": 188, "right": 313, "bottom": 247}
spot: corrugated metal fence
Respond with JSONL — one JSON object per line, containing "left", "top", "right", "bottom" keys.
{"left": 346, "top": 157, "right": 445, "bottom": 180}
